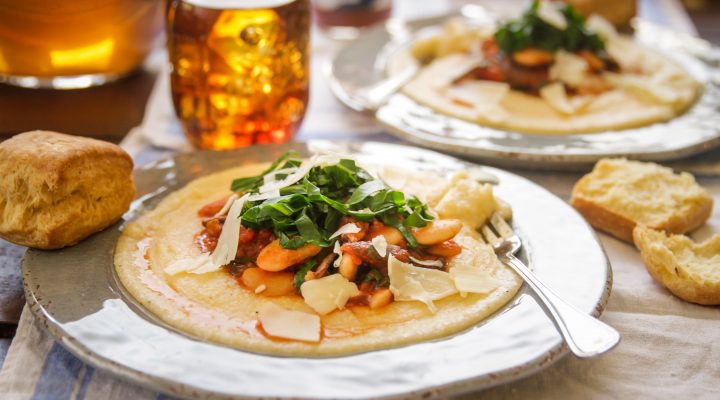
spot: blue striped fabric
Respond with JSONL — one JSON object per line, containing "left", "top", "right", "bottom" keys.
{"left": 0, "top": 338, "right": 10, "bottom": 369}
{"left": 31, "top": 344, "right": 89, "bottom": 400}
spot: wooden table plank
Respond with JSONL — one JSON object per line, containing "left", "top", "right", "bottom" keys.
{"left": 0, "top": 69, "right": 157, "bottom": 143}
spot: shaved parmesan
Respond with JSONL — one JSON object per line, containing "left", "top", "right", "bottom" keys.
{"left": 255, "top": 153, "right": 342, "bottom": 196}
{"left": 585, "top": 14, "right": 617, "bottom": 41}
{"left": 247, "top": 189, "right": 280, "bottom": 202}
{"left": 164, "top": 254, "right": 212, "bottom": 275}
{"left": 409, "top": 256, "right": 444, "bottom": 268}
{"left": 257, "top": 303, "right": 321, "bottom": 342}
{"left": 605, "top": 39, "right": 643, "bottom": 71}
{"left": 332, "top": 240, "right": 343, "bottom": 268}
{"left": 549, "top": 50, "right": 589, "bottom": 87}
{"left": 371, "top": 235, "right": 388, "bottom": 257}
{"left": 537, "top": 2, "right": 567, "bottom": 30}
{"left": 446, "top": 80, "right": 510, "bottom": 113}
{"left": 540, "top": 82, "right": 591, "bottom": 115}
{"left": 209, "top": 194, "right": 249, "bottom": 270}
{"left": 388, "top": 255, "right": 457, "bottom": 313}
{"left": 450, "top": 265, "right": 501, "bottom": 294}
{"left": 603, "top": 72, "right": 681, "bottom": 104}
{"left": 330, "top": 223, "right": 360, "bottom": 239}
{"left": 262, "top": 167, "right": 298, "bottom": 185}
{"left": 431, "top": 57, "right": 485, "bottom": 90}
{"left": 300, "top": 274, "right": 360, "bottom": 315}
{"left": 215, "top": 193, "right": 238, "bottom": 217}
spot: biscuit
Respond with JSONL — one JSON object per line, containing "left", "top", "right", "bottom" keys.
{"left": 0, "top": 130, "right": 135, "bottom": 249}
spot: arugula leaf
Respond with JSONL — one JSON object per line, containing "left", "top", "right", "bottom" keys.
{"left": 230, "top": 155, "right": 435, "bottom": 250}
{"left": 361, "top": 268, "right": 390, "bottom": 288}
{"left": 348, "top": 180, "right": 386, "bottom": 205}
{"left": 294, "top": 259, "right": 317, "bottom": 290}
{"left": 230, "top": 150, "right": 296, "bottom": 192}
{"left": 494, "top": 1, "right": 604, "bottom": 55}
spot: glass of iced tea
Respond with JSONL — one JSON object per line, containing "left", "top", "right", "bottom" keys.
{"left": 0, "top": 0, "right": 164, "bottom": 89}
{"left": 167, "top": 0, "right": 310, "bottom": 150}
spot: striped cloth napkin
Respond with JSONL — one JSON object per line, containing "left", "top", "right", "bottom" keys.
{"left": 2, "top": 1, "right": 719, "bottom": 399}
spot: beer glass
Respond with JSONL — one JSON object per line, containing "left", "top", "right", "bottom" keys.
{"left": 0, "top": 0, "right": 164, "bottom": 89}
{"left": 167, "top": 0, "right": 310, "bottom": 150}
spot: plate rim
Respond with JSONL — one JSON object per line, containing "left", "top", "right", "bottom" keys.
{"left": 21, "top": 142, "right": 613, "bottom": 399}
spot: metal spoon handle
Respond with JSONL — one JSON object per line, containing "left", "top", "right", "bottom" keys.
{"left": 502, "top": 254, "right": 620, "bottom": 358}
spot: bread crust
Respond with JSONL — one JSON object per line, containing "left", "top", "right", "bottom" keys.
{"left": 0, "top": 130, "right": 135, "bottom": 249}
{"left": 571, "top": 159, "right": 713, "bottom": 243}
{"left": 633, "top": 226, "right": 720, "bottom": 305}
{"left": 570, "top": 189, "right": 637, "bottom": 243}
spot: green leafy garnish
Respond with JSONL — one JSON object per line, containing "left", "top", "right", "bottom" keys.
{"left": 230, "top": 152, "right": 435, "bottom": 249}
{"left": 294, "top": 259, "right": 317, "bottom": 290}
{"left": 230, "top": 151, "right": 296, "bottom": 192}
{"left": 361, "top": 268, "right": 390, "bottom": 288}
{"left": 494, "top": 1, "right": 604, "bottom": 55}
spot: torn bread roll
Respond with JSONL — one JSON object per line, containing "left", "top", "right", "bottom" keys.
{"left": 571, "top": 158, "right": 713, "bottom": 243}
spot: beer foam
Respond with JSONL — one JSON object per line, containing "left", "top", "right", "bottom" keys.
{"left": 183, "top": 0, "right": 297, "bottom": 9}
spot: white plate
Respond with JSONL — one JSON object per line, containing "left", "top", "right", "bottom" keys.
{"left": 328, "top": 14, "right": 720, "bottom": 169}
{"left": 22, "top": 142, "right": 612, "bottom": 399}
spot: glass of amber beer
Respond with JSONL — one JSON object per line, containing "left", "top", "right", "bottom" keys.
{"left": 167, "top": 0, "right": 310, "bottom": 150}
{"left": 0, "top": 0, "right": 164, "bottom": 89}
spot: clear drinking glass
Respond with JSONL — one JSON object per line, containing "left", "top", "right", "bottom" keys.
{"left": 167, "top": 0, "right": 311, "bottom": 150}
{"left": 0, "top": 0, "right": 164, "bottom": 89}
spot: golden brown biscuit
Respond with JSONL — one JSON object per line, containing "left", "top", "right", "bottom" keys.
{"left": 571, "top": 158, "right": 713, "bottom": 243}
{"left": 634, "top": 226, "right": 720, "bottom": 305}
{"left": 0, "top": 130, "right": 135, "bottom": 249}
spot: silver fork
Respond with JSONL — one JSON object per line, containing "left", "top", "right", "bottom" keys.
{"left": 481, "top": 213, "right": 621, "bottom": 358}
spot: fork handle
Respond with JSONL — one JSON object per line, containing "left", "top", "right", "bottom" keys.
{"left": 354, "top": 65, "right": 419, "bottom": 111}
{"left": 501, "top": 254, "right": 620, "bottom": 358}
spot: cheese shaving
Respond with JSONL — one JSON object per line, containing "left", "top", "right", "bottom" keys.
{"left": 262, "top": 167, "right": 298, "bottom": 185}
{"left": 585, "top": 14, "right": 617, "bottom": 41}
{"left": 430, "top": 57, "right": 485, "bottom": 90}
{"left": 329, "top": 223, "right": 361, "bottom": 239}
{"left": 603, "top": 72, "right": 681, "bottom": 105}
{"left": 256, "top": 153, "right": 342, "bottom": 195}
{"left": 300, "top": 274, "right": 359, "bottom": 315}
{"left": 332, "top": 240, "right": 343, "bottom": 268}
{"left": 247, "top": 189, "right": 280, "bottom": 202}
{"left": 537, "top": 1, "right": 567, "bottom": 30}
{"left": 214, "top": 193, "right": 238, "bottom": 217}
{"left": 208, "top": 194, "right": 248, "bottom": 271}
{"left": 450, "top": 265, "right": 501, "bottom": 294}
{"left": 371, "top": 235, "right": 388, "bottom": 257}
{"left": 540, "top": 82, "right": 591, "bottom": 115}
{"left": 257, "top": 303, "right": 321, "bottom": 342}
{"left": 409, "top": 256, "right": 444, "bottom": 268}
{"left": 549, "top": 50, "right": 588, "bottom": 87}
{"left": 446, "top": 80, "right": 510, "bottom": 113}
{"left": 388, "top": 255, "right": 457, "bottom": 313}
{"left": 164, "top": 254, "right": 212, "bottom": 275}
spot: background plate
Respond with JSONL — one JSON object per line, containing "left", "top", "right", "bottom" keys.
{"left": 329, "top": 14, "right": 720, "bottom": 169}
{"left": 22, "top": 142, "right": 611, "bottom": 399}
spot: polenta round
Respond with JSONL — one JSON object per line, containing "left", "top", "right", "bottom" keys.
{"left": 114, "top": 163, "right": 522, "bottom": 357}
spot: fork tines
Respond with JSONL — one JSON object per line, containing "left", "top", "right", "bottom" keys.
{"left": 480, "top": 212, "right": 512, "bottom": 245}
